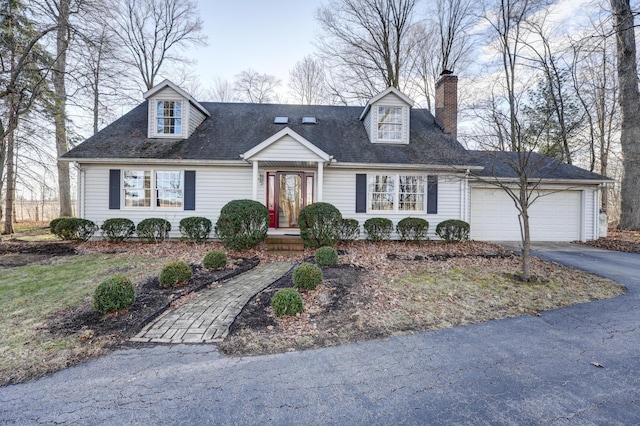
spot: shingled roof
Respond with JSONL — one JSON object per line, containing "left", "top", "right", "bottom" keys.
{"left": 468, "top": 151, "right": 610, "bottom": 181}
{"left": 62, "top": 102, "right": 471, "bottom": 166}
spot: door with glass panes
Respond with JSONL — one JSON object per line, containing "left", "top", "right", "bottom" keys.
{"left": 266, "top": 172, "right": 314, "bottom": 228}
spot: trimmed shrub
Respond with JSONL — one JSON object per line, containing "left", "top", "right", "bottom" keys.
{"left": 293, "top": 262, "right": 323, "bottom": 290}
{"left": 396, "top": 217, "right": 429, "bottom": 243}
{"left": 159, "top": 261, "right": 192, "bottom": 287}
{"left": 315, "top": 246, "right": 338, "bottom": 266}
{"left": 93, "top": 275, "right": 136, "bottom": 314}
{"left": 203, "top": 250, "right": 227, "bottom": 270}
{"left": 338, "top": 218, "right": 360, "bottom": 241}
{"left": 364, "top": 217, "right": 393, "bottom": 242}
{"left": 49, "top": 217, "right": 71, "bottom": 235}
{"left": 436, "top": 219, "right": 470, "bottom": 243}
{"left": 298, "top": 202, "right": 342, "bottom": 248}
{"left": 136, "top": 218, "right": 171, "bottom": 243}
{"left": 101, "top": 218, "right": 135, "bottom": 242}
{"left": 214, "top": 199, "right": 268, "bottom": 251}
{"left": 271, "top": 288, "right": 304, "bottom": 317}
{"left": 179, "top": 216, "right": 212, "bottom": 242}
{"left": 53, "top": 217, "right": 98, "bottom": 241}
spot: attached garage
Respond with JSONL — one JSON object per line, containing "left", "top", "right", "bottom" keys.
{"left": 470, "top": 187, "right": 583, "bottom": 241}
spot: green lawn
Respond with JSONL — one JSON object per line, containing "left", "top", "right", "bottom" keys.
{"left": 0, "top": 254, "right": 164, "bottom": 386}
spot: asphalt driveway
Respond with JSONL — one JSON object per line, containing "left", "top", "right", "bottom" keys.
{"left": 1, "top": 244, "right": 639, "bottom": 425}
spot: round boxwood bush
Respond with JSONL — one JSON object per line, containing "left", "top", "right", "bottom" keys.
{"left": 363, "top": 217, "right": 393, "bottom": 242}
{"left": 137, "top": 218, "right": 171, "bottom": 243}
{"left": 293, "top": 262, "right": 323, "bottom": 290}
{"left": 396, "top": 217, "right": 429, "bottom": 243}
{"left": 339, "top": 218, "right": 360, "bottom": 240}
{"left": 298, "top": 202, "right": 342, "bottom": 248}
{"left": 49, "top": 217, "right": 72, "bottom": 234}
{"left": 179, "top": 216, "right": 212, "bottom": 242}
{"left": 271, "top": 288, "right": 304, "bottom": 317}
{"left": 101, "top": 218, "right": 135, "bottom": 242}
{"left": 159, "top": 261, "right": 192, "bottom": 287}
{"left": 93, "top": 275, "right": 136, "bottom": 314}
{"left": 203, "top": 249, "right": 227, "bottom": 270}
{"left": 436, "top": 219, "right": 470, "bottom": 242}
{"left": 214, "top": 199, "right": 268, "bottom": 250}
{"left": 53, "top": 217, "right": 98, "bottom": 241}
{"left": 315, "top": 246, "right": 338, "bottom": 266}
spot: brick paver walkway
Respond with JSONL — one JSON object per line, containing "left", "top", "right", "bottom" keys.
{"left": 131, "top": 262, "right": 293, "bottom": 344}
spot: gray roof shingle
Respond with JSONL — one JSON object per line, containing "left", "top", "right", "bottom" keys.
{"left": 62, "top": 101, "right": 609, "bottom": 182}
{"left": 63, "top": 102, "right": 470, "bottom": 166}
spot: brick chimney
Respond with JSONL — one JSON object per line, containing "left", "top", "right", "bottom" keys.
{"left": 435, "top": 70, "right": 458, "bottom": 139}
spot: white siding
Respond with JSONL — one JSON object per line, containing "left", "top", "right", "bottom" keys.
{"left": 323, "top": 168, "right": 465, "bottom": 239}
{"left": 82, "top": 164, "right": 253, "bottom": 239}
{"left": 251, "top": 135, "right": 325, "bottom": 162}
{"left": 188, "top": 104, "right": 207, "bottom": 135}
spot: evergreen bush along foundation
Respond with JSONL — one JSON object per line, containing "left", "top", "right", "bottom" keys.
{"left": 136, "top": 218, "right": 171, "bottom": 243}
{"left": 364, "top": 217, "right": 393, "bottom": 242}
{"left": 396, "top": 217, "right": 429, "bottom": 242}
{"left": 338, "top": 218, "right": 360, "bottom": 240}
{"left": 215, "top": 199, "right": 268, "bottom": 250}
{"left": 298, "top": 202, "right": 342, "bottom": 248}
{"left": 101, "top": 218, "right": 135, "bottom": 242}
{"left": 52, "top": 217, "right": 98, "bottom": 241}
{"left": 436, "top": 219, "right": 470, "bottom": 242}
{"left": 179, "top": 217, "right": 212, "bottom": 242}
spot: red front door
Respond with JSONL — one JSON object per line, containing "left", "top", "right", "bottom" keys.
{"left": 267, "top": 172, "right": 314, "bottom": 228}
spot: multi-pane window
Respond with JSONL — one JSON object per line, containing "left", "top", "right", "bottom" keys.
{"left": 398, "top": 175, "right": 424, "bottom": 211}
{"left": 368, "top": 174, "right": 424, "bottom": 212}
{"left": 123, "top": 170, "right": 183, "bottom": 208}
{"left": 368, "top": 175, "right": 395, "bottom": 210}
{"left": 156, "top": 171, "right": 183, "bottom": 208}
{"left": 377, "top": 106, "right": 403, "bottom": 140}
{"left": 156, "top": 100, "right": 182, "bottom": 135}
{"left": 124, "top": 171, "right": 151, "bottom": 207}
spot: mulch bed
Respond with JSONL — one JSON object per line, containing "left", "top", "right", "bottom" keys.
{"left": 47, "top": 257, "right": 259, "bottom": 345}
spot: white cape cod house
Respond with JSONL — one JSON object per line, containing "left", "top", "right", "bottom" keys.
{"left": 61, "top": 74, "right": 609, "bottom": 242}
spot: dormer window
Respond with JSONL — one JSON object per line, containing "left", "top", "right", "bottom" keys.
{"left": 377, "top": 106, "right": 403, "bottom": 140}
{"left": 157, "top": 100, "right": 182, "bottom": 135}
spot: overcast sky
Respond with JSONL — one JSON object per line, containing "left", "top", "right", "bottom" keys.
{"left": 190, "top": 0, "right": 325, "bottom": 90}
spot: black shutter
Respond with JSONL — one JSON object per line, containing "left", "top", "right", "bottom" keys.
{"left": 355, "top": 174, "right": 367, "bottom": 213}
{"left": 184, "top": 170, "right": 196, "bottom": 211}
{"left": 109, "top": 169, "right": 120, "bottom": 210}
{"left": 427, "top": 175, "right": 438, "bottom": 214}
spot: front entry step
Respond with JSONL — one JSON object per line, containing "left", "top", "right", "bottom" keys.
{"left": 265, "top": 235, "right": 305, "bottom": 253}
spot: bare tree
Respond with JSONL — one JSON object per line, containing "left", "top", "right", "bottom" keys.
{"left": 233, "top": 69, "right": 280, "bottom": 104}
{"left": 110, "top": 0, "right": 206, "bottom": 91}
{"left": 288, "top": 56, "right": 326, "bottom": 105}
{"left": 570, "top": 23, "right": 619, "bottom": 214}
{"left": 315, "top": 0, "right": 418, "bottom": 103}
{"left": 473, "top": 0, "right": 555, "bottom": 280}
{"left": 206, "top": 76, "right": 235, "bottom": 102}
{"left": 610, "top": 0, "right": 640, "bottom": 230}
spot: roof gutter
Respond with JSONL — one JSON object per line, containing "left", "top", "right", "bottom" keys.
{"left": 59, "top": 157, "right": 246, "bottom": 166}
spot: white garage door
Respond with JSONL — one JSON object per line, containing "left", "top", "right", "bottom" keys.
{"left": 470, "top": 188, "right": 582, "bottom": 241}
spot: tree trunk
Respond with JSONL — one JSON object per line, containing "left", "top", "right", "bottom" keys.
{"left": 611, "top": 0, "right": 640, "bottom": 229}
{"left": 519, "top": 185, "right": 531, "bottom": 281}
{"left": 4, "top": 129, "right": 15, "bottom": 234}
{"left": 54, "top": 0, "right": 73, "bottom": 217}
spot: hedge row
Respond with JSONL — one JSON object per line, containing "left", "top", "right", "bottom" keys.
{"left": 52, "top": 201, "right": 470, "bottom": 245}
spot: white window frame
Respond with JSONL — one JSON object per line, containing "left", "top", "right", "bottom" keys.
{"left": 377, "top": 106, "right": 403, "bottom": 142}
{"left": 156, "top": 100, "right": 183, "bottom": 136}
{"left": 122, "top": 169, "right": 184, "bottom": 210}
{"left": 367, "top": 174, "right": 425, "bottom": 213}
